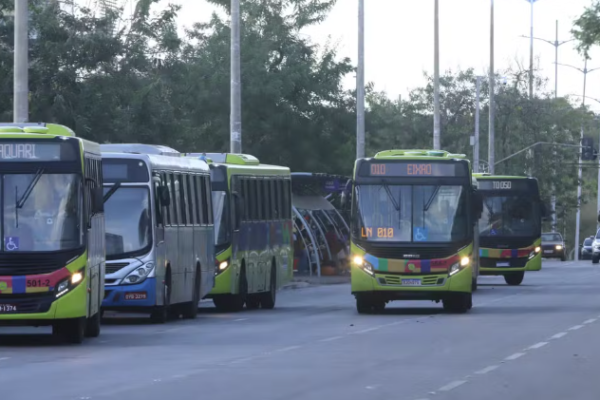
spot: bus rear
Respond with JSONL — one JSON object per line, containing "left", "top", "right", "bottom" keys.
{"left": 475, "top": 174, "right": 545, "bottom": 285}
{"left": 0, "top": 123, "right": 105, "bottom": 343}
{"left": 350, "top": 150, "right": 482, "bottom": 314}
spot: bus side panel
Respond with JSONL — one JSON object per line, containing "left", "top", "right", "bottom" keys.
{"left": 163, "top": 224, "right": 178, "bottom": 306}
{"left": 88, "top": 213, "right": 105, "bottom": 318}
{"left": 197, "top": 225, "right": 215, "bottom": 299}
{"left": 278, "top": 219, "right": 293, "bottom": 289}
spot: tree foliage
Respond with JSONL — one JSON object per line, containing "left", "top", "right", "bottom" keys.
{"left": 0, "top": 0, "right": 598, "bottom": 245}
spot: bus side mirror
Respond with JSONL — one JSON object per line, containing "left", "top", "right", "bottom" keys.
{"left": 472, "top": 191, "right": 483, "bottom": 219}
{"left": 91, "top": 187, "right": 104, "bottom": 214}
{"left": 158, "top": 186, "right": 170, "bottom": 207}
{"left": 233, "top": 191, "right": 244, "bottom": 229}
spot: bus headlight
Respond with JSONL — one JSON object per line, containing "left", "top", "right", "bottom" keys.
{"left": 535, "top": 246, "right": 541, "bottom": 253}
{"left": 215, "top": 258, "right": 231, "bottom": 275}
{"left": 449, "top": 257, "right": 470, "bottom": 276}
{"left": 529, "top": 248, "right": 541, "bottom": 260}
{"left": 122, "top": 263, "right": 155, "bottom": 285}
{"left": 56, "top": 268, "right": 86, "bottom": 298}
{"left": 352, "top": 255, "right": 374, "bottom": 275}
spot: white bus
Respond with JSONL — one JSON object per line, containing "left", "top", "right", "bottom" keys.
{"left": 100, "top": 146, "right": 215, "bottom": 323}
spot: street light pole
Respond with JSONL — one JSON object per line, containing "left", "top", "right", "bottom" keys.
{"left": 527, "top": 0, "right": 537, "bottom": 99}
{"left": 489, "top": 0, "right": 495, "bottom": 174}
{"left": 474, "top": 76, "right": 481, "bottom": 173}
{"left": 558, "top": 60, "right": 600, "bottom": 260}
{"left": 521, "top": 20, "right": 573, "bottom": 232}
{"left": 14, "top": 0, "right": 29, "bottom": 123}
{"left": 230, "top": 0, "right": 242, "bottom": 153}
{"left": 433, "top": 0, "right": 441, "bottom": 150}
{"left": 356, "top": 0, "right": 365, "bottom": 159}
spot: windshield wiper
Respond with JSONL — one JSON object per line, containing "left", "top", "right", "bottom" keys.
{"left": 16, "top": 169, "right": 44, "bottom": 209}
{"left": 103, "top": 182, "right": 122, "bottom": 204}
{"left": 423, "top": 185, "right": 441, "bottom": 212}
{"left": 382, "top": 184, "right": 401, "bottom": 212}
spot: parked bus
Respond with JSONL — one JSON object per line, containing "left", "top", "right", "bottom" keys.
{"left": 101, "top": 147, "right": 215, "bottom": 322}
{"left": 475, "top": 174, "right": 545, "bottom": 285}
{"left": 349, "top": 150, "right": 482, "bottom": 314}
{"left": 186, "top": 153, "right": 293, "bottom": 311}
{"left": 0, "top": 123, "right": 105, "bottom": 343}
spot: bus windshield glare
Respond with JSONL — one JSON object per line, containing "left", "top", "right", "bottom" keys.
{"left": 2, "top": 173, "right": 82, "bottom": 252}
{"left": 479, "top": 194, "right": 539, "bottom": 237}
{"left": 212, "top": 191, "right": 230, "bottom": 246}
{"left": 354, "top": 184, "right": 468, "bottom": 243}
{"left": 103, "top": 187, "right": 152, "bottom": 259}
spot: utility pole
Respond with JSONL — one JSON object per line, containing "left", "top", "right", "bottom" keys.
{"left": 526, "top": 0, "right": 540, "bottom": 99}
{"left": 13, "top": 0, "right": 29, "bottom": 123}
{"left": 230, "top": 0, "right": 242, "bottom": 154}
{"left": 433, "top": 0, "right": 441, "bottom": 150}
{"left": 558, "top": 60, "right": 600, "bottom": 260}
{"left": 489, "top": 0, "right": 495, "bottom": 174}
{"left": 474, "top": 77, "right": 481, "bottom": 173}
{"left": 521, "top": 20, "right": 574, "bottom": 232}
{"left": 356, "top": 0, "right": 365, "bottom": 159}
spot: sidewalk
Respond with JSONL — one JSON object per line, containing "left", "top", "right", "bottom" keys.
{"left": 282, "top": 274, "right": 351, "bottom": 290}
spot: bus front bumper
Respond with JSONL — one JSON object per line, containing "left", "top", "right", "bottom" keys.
{"left": 0, "top": 277, "right": 88, "bottom": 326}
{"left": 479, "top": 253, "right": 542, "bottom": 275}
{"left": 351, "top": 264, "right": 472, "bottom": 301}
{"left": 102, "top": 277, "right": 157, "bottom": 311}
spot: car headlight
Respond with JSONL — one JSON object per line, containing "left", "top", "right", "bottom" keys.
{"left": 555, "top": 245, "right": 563, "bottom": 250}
{"left": 352, "top": 255, "right": 374, "bottom": 275}
{"left": 56, "top": 268, "right": 86, "bottom": 298}
{"left": 449, "top": 256, "right": 470, "bottom": 276}
{"left": 122, "top": 263, "right": 155, "bottom": 285}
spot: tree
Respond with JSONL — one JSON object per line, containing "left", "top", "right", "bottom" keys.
{"left": 572, "top": 1, "right": 600, "bottom": 58}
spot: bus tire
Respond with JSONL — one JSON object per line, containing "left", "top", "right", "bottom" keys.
{"left": 443, "top": 293, "right": 471, "bottom": 314}
{"left": 246, "top": 295, "right": 261, "bottom": 310}
{"left": 151, "top": 271, "right": 171, "bottom": 324}
{"left": 471, "top": 277, "right": 478, "bottom": 292}
{"left": 230, "top": 265, "right": 248, "bottom": 312}
{"left": 356, "top": 295, "right": 374, "bottom": 314}
{"left": 84, "top": 312, "right": 101, "bottom": 338}
{"left": 504, "top": 272, "right": 524, "bottom": 286}
{"left": 53, "top": 317, "right": 86, "bottom": 344}
{"left": 259, "top": 263, "right": 277, "bottom": 309}
{"left": 182, "top": 265, "right": 201, "bottom": 319}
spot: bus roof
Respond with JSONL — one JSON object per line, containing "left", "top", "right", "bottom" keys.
{"left": 102, "top": 151, "right": 210, "bottom": 173}
{"left": 0, "top": 122, "right": 76, "bottom": 137}
{"left": 100, "top": 143, "right": 180, "bottom": 156}
{"left": 370, "top": 149, "right": 468, "bottom": 160}
{"left": 185, "top": 152, "right": 290, "bottom": 175}
{"left": 474, "top": 173, "right": 534, "bottom": 180}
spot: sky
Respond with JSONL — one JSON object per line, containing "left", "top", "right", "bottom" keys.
{"left": 107, "top": 0, "right": 600, "bottom": 110}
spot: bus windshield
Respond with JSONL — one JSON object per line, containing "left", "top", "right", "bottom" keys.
{"left": 479, "top": 194, "right": 539, "bottom": 237}
{"left": 212, "top": 191, "right": 230, "bottom": 246}
{"left": 103, "top": 186, "right": 152, "bottom": 259}
{"left": 2, "top": 173, "right": 82, "bottom": 252}
{"left": 354, "top": 184, "right": 468, "bottom": 243}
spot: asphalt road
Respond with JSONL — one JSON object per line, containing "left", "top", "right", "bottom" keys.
{"left": 2, "top": 259, "right": 600, "bottom": 400}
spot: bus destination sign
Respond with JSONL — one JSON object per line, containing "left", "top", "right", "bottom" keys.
{"left": 0, "top": 142, "right": 75, "bottom": 162}
{"left": 360, "top": 161, "right": 464, "bottom": 177}
{"left": 477, "top": 179, "right": 533, "bottom": 191}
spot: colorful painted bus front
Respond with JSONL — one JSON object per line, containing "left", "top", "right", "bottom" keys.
{"left": 350, "top": 150, "right": 483, "bottom": 314}
{"left": 475, "top": 174, "right": 545, "bottom": 286}
{"left": 0, "top": 123, "right": 105, "bottom": 344}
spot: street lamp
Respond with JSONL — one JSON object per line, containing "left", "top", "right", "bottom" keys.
{"left": 489, "top": 0, "right": 495, "bottom": 174}
{"left": 524, "top": 0, "right": 542, "bottom": 99}
{"left": 357, "top": 0, "right": 365, "bottom": 159}
{"left": 557, "top": 60, "right": 600, "bottom": 260}
{"left": 433, "top": 0, "right": 441, "bottom": 150}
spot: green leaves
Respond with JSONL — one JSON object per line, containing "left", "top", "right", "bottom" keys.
{"left": 572, "top": 1, "right": 600, "bottom": 59}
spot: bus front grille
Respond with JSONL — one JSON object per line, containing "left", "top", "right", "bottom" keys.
{"left": 0, "top": 293, "right": 54, "bottom": 314}
{"left": 0, "top": 260, "right": 60, "bottom": 276}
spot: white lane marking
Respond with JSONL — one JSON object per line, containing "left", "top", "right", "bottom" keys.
{"left": 276, "top": 346, "right": 301, "bottom": 353}
{"left": 583, "top": 318, "right": 596, "bottom": 324}
{"left": 528, "top": 342, "right": 548, "bottom": 350}
{"left": 438, "top": 380, "right": 467, "bottom": 392}
{"left": 234, "top": 318, "right": 248, "bottom": 322}
{"left": 319, "top": 336, "right": 343, "bottom": 342}
{"left": 230, "top": 357, "right": 255, "bottom": 364}
{"left": 475, "top": 365, "right": 498, "bottom": 375}
{"left": 352, "top": 327, "right": 381, "bottom": 334}
{"left": 505, "top": 352, "right": 526, "bottom": 361}
{"left": 0, "top": 357, "right": 10, "bottom": 361}
{"left": 550, "top": 332, "right": 567, "bottom": 339}
{"left": 569, "top": 325, "right": 584, "bottom": 331}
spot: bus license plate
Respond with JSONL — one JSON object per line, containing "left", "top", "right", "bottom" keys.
{"left": 401, "top": 279, "right": 421, "bottom": 286}
{"left": 496, "top": 262, "right": 510, "bottom": 267}
{"left": 0, "top": 304, "right": 17, "bottom": 313}
{"left": 124, "top": 292, "right": 147, "bottom": 300}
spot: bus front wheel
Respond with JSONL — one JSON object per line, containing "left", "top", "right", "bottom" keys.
{"left": 356, "top": 295, "right": 385, "bottom": 314}
{"left": 84, "top": 312, "right": 101, "bottom": 338}
{"left": 53, "top": 317, "right": 86, "bottom": 344}
{"left": 151, "top": 275, "right": 171, "bottom": 324}
{"left": 504, "top": 272, "right": 524, "bottom": 286}
{"left": 442, "top": 293, "right": 472, "bottom": 314}
{"left": 182, "top": 266, "right": 201, "bottom": 319}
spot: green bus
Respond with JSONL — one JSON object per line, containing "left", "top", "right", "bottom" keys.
{"left": 350, "top": 150, "right": 482, "bottom": 313}
{"left": 0, "top": 123, "right": 105, "bottom": 343}
{"left": 474, "top": 174, "right": 545, "bottom": 285}
{"left": 186, "top": 153, "right": 293, "bottom": 311}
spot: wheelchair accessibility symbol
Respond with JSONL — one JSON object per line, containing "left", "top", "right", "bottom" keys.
{"left": 413, "top": 227, "right": 429, "bottom": 242}
{"left": 4, "top": 237, "right": 19, "bottom": 251}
